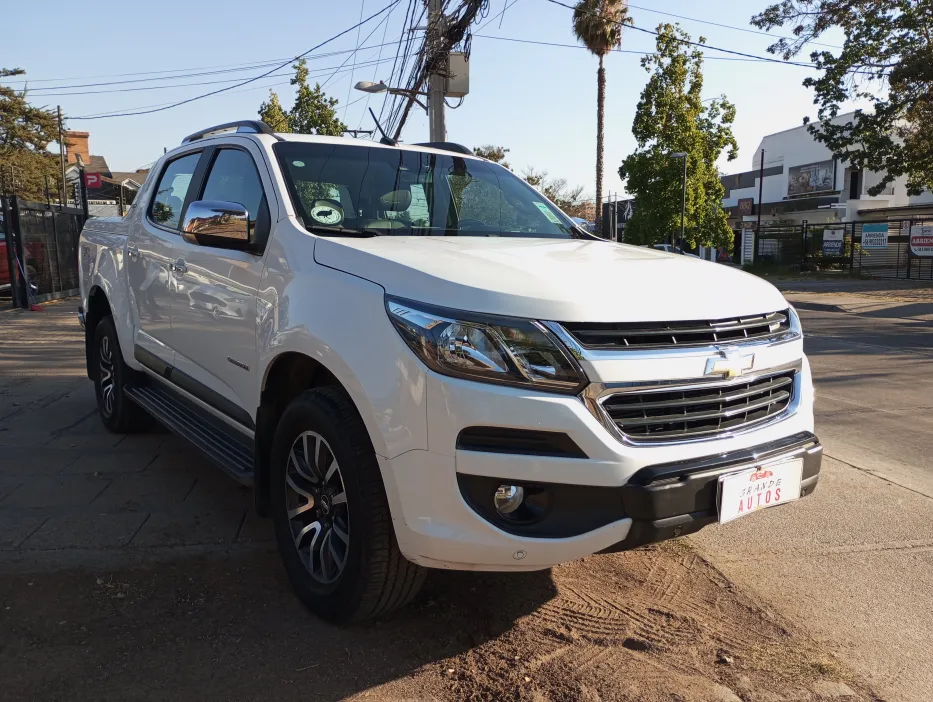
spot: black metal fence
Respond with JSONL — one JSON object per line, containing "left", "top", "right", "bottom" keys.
{"left": 743, "top": 218, "right": 933, "bottom": 279}
{"left": 851, "top": 220, "right": 933, "bottom": 280}
{"left": 1, "top": 195, "right": 87, "bottom": 308}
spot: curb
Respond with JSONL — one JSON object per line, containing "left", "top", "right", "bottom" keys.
{"left": 789, "top": 300, "right": 848, "bottom": 314}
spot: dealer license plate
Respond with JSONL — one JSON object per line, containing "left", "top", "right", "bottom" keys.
{"left": 717, "top": 459, "right": 804, "bottom": 524}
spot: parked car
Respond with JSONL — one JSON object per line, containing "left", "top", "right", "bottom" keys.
{"left": 78, "top": 120, "right": 821, "bottom": 622}
{"left": 0, "top": 238, "right": 42, "bottom": 296}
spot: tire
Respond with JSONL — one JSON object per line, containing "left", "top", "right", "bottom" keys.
{"left": 270, "top": 387, "right": 426, "bottom": 622}
{"left": 93, "top": 316, "right": 150, "bottom": 433}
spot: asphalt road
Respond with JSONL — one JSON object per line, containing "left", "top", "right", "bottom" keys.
{"left": 694, "top": 305, "right": 933, "bottom": 702}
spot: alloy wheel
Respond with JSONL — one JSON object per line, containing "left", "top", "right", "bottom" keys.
{"left": 99, "top": 335, "right": 115, "bottom": 417}
{"left": 285, "top": 431, "right": 350, "bottom": 585}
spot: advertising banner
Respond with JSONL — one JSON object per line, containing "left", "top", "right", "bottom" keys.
{"left": 788, "top": 160, "right": 835, "bottom": 197}
{"left": 910, "top": 224, "right": 933, "bottom": 257}
{"left": 861, "top": 223, "right": 889, "bottom": 249}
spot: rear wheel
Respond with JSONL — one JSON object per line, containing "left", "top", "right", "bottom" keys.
{"left": 93, "top": 316, "right": 149, "bottom": 433}
{"left": 270, "top": 387, "right": 425, "bottom": 622}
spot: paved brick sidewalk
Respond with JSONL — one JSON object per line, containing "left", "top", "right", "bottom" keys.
{"left": 0, "top": 301, "right": 272, "bottom": 571}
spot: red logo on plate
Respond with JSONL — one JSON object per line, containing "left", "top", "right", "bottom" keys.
{"left": 749, "top": 469, "right": 773, "bottom": 481}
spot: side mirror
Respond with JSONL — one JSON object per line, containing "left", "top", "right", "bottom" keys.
{"left": 181, "top": 200, "right": 253, "bottom": 250}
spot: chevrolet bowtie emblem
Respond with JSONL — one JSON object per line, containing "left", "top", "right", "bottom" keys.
{"left": 705, "top": 349, "right": 755, "bottom": 378}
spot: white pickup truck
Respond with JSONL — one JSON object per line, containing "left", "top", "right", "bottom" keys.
{"left": 78, "top": 120, "right": 821, "bottom": 622}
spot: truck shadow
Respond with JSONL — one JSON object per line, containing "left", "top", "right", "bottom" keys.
{"left": 0, "top": 548, "right": 558, "bottom": 701}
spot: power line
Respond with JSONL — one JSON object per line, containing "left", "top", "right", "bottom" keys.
{"left": 378, "top": 0, "right": 417, "bottom": 125}
{"left": 345, "top": 0, "right": 368, "bottom": 118}
{"left": 624, "top": 2, "right": 842, "bottom": 50}
{"left": 69, "top": 52, "right": 419, "bottom": 119}
{"left": 543, "top": 0, "right": 816, "bottom": 68}
{"left": 21, "top": 62, "right": 289, "bottom": 92}
{"left": 3, "top": 41, "right": 416, "bottom": 90}
{"left": 358, "top": 0, "right": 398, "bottom": 129}
{"left": 73, "top": 78, "right": 296, "bottom": 119}
{"left": 321, "top": 10, "right": 396, "bottom": 90}
{"left": 70, "top": 0, "right": 402, "bottom": 121}
{"left": 41, "top": 54, "right": 409, "bottom": 99}
{"left": 473, "top": 33, "right": 814, "bottom": 62}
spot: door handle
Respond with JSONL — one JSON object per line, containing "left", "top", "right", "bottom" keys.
{"left": 126, "top": 245, "right": 139, "bottom": 261}
{"left": 171, "top": 259, "right": 188, "bottom": 276}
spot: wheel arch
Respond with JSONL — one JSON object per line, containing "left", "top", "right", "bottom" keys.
{"left": 84, "top": 285, "right": 113, "bottom": 380}
{"left": 254, "top": 351, "right": 387, "bottom": 517}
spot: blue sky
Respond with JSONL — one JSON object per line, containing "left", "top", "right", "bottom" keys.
{"left": 4, "top": 0, "right": 854, "bottom": 199}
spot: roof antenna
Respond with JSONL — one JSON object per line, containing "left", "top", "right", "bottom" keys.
{"left": 368, "top": 108, "right": 397, "bottom": 146}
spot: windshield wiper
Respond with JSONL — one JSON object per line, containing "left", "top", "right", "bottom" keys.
{"left": 303, "top": 223, "right": 381, "bottom": 238}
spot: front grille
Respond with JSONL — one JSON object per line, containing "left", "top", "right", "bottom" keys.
{"left": 602, "top": 371, "right": 796, "bottom": 441}
{"left": 561, "top": 310, "right": 790, "bottom": 349}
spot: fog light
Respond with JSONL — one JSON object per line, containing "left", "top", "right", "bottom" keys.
{"left": 494, "top": 485, "right": 524, "bottom": 515}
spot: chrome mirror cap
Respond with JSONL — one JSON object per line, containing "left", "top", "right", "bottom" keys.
{"left": 181, "top": 200, "right": 249, "bottom": 244}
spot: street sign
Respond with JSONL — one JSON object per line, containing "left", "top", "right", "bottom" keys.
{"left": 83, "top": 172, "right": 102, "bottom": 189}
{"left": 861, "top": 223, "right": 888, "bottom": 249}
{"left": 910, "top": 224, "right": 933, "bottom": 257}
{"left": 822, "top": 227, "right": 844, "bottom": 256}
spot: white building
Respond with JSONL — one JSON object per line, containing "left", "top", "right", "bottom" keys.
{"left": 721, "top": 112, "right": 933, "bottom": 229}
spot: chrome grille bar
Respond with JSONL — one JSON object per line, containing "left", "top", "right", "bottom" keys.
{"left": 562, "top": 310, "right": 789, "bottom": 349}
{"left": 599, "top": 370, "right": 797, "bottom": 442}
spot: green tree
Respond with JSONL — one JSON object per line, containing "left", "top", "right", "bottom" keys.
{"left": 258, "top": 59, "right": 347, "bottom": 136}
{"left": 618, "top": 24, "right": 737, "bottom": 249}
{"left": 471, "top": 145, "right": 591, "bottom": 219}
{"left": 0, "top": 68, "right": 61, "bottom": 200}
{"left": 752, "top": 1, "right": 933, "bottom": 196}
{"left": 473, "top": 145, "right": 511, "bottom": 170}
{"left": 258, "top": 91, "right": 289, "bottom": 133}
{"left": 572, "top": 0, "right": 630, "bottom": 235}
{"left": 522, "top": 167, "right": 588, "bottom": 218}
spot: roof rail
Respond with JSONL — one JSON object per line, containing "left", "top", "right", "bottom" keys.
{"left": 414, "top": 141, "right": 473, "bottom": 155}
{"left": 181, "top": 120, "right": 284, "bottom": 145}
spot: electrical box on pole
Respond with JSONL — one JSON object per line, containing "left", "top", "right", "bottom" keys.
{"left": 446, "top": 53, "right": 470, "bottom": 98}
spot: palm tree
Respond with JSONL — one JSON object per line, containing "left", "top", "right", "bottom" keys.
{"left": 572, "top": 0, "right": 628, "bottom": 236}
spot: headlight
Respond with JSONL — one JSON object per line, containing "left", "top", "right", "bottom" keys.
{"left": 788, "top": 305, "right": 803, "bottom": 337}
{"left": 386, "top": 297, "right": 587, "bottom": 394}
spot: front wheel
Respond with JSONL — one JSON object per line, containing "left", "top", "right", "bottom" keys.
{"left": 270, "top": 387, "right": 425, "bottom": 622}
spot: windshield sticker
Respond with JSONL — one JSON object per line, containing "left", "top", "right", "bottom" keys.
{"left": 309, "top": 202, "right": 344, "bottom": 226}
{"left": 533, "top": 202, "right": 561, "bottom": 224}
{"left": 292, "top": 160, "right": 305, "bottom": 168}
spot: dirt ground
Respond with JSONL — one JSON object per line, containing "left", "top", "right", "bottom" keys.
{"left": 0, "top": 302, "right": 878, "bottom": 702}
{"left": 1, "top": 543, "right": 874, "bottom": 702}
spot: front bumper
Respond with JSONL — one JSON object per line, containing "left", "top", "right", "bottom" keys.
{"left": 383, "top": 357, "right": 818, "bottom": 571}
{"left": 604, "top": 431, "right": 821, "bottom": 551}
{"left": 388, "top": 431, "right": 821, "bottom": 571}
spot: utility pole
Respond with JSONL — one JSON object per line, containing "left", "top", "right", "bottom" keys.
{"left": 679, "top": 156, "right": 687, "bottom": 250}
{"left": 427, "top": 0, "right": 447, "bottom": 142}
{"left": 57, "top": 106, "right": 66, "bottom": 206}
{"left": 756, "top": 149, "right": 765, "bottom": 236}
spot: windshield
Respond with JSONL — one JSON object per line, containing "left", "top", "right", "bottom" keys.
{"left": 273, "top": 141, "right": 583, "bottom": 238}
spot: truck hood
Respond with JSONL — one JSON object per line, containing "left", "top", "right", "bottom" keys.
{"left": 314, "top": 236, "right": 787, "bottom": 322}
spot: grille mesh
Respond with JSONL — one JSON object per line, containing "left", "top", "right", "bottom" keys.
{"left": 562, "top": 311, "right": 790, "bottom": 349}
{"left": 602, "top": 371, "right": 795, "bottom": 441}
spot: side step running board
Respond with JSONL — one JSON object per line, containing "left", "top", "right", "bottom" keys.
{"left": 125, "top": 385, "right": 255, "bottom": 485}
